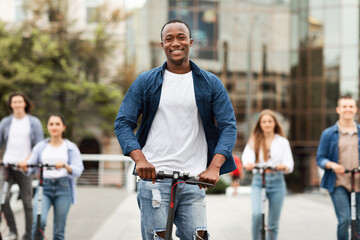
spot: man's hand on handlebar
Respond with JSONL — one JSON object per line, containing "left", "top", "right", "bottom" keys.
{"left": 130, "top": 149, "right": 157, "bottom": 183}
{"left": 197, "top": 168, "right": 219, "bottom": 189}
{"left": 18, "top": 160, "right": 28, "bottom": 172}
{"left": 196, "top": 153, "right": 224, "bottom": 188}
{"left": 326, "top": 162, "right": 345, "bottom": 174}
{"left": 135, "top": 160, "right": 156, "bottom": 183}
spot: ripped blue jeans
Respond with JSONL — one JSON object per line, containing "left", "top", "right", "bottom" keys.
{"left": 137, "top": 178, "right": 209, "bottom": 240}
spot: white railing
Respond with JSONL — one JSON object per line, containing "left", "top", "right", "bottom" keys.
{"left": 80, "top": 154, "right": 136, "bottom": 192}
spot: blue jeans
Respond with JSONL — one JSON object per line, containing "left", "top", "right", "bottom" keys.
{"left": 32, "top": 177, "right": 72, "bottom": 240}
{"left": 2, "top": 169, "right": 33, "bottom": 240}
{"left": 330, "top": 186, "right": 360, "bottom": 240}
{"left": 251, "top": 172, "right": 286, "bottom": 240}
{"left": 137, "top": 179, "right": 209, "bottom": 240}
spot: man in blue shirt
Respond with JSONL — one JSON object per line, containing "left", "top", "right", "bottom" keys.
{"left": 115, "top": 19, "right": 236, "bottom": 239}
{"left": 317, "top": 95, "right": 360, "bottom": 240}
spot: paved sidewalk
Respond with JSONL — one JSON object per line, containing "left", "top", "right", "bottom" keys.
{"left": 11, "top": 187, "right": 337, "bottom": 240}
{"left": 89, "top": 190, "right": 337, "bottom": 240}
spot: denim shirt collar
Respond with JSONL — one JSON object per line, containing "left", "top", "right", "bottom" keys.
{"left": 332, "top": 121, "right": 360, "bottom": 134}
{"left": 336, "top": 121, "right": 358, "bottom": 135}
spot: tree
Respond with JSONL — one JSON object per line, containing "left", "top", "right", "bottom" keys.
{"left": 0, "top": 0, "right": 129, "bottom": 140}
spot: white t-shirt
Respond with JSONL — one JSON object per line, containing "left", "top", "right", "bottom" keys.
{"left": 242, "top": 134, "right": 294, "bottom": 173}
{"left": 142, "top": 70, "right": 208, "bottom": 176}
{"left": 3, "top": 115, "right": 31, "bottom": 164}
{"left": 41, "top": 142, "right": 68, "bottom": 179}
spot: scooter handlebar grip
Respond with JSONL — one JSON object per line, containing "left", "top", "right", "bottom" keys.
{"left": 185, "top": 179, "right": 214, "bottom": 187}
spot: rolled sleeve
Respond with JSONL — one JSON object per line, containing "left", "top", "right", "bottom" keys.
{"left": 214, "top": 143, "right": 234, "bottom": 160}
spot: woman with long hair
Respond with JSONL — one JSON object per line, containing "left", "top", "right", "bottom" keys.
{"left": 20, "top": 114, "right": 84, "bottom": 240}
{"left": 242, "top": 109, "right": 294, "bottom": 240}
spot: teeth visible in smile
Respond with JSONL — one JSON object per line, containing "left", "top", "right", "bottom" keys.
{"left": 173, "top": 50, "right": 182, "bottom": 53}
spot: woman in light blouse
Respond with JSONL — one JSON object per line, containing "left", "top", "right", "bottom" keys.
{"left": 20, "top": 114, "right": 84, "bottom": 240}
{"left": 242, "top": 109, "right": 294, "bottom": 240}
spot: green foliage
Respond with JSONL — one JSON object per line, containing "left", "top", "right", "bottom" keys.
{"left": 0, "top": 0, "right": 127, "bottom": 139}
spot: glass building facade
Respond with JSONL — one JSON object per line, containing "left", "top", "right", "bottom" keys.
{"left": 290, "top": 0, "right": 360, "bottom": 189}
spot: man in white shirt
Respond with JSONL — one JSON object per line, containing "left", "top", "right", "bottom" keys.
{"left": 115, "top": 19, "right": 237, "bottom": 240}
{"left": 0, "top": 92, "right": 43, "bottom": 240}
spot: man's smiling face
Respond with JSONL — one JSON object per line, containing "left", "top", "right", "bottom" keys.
{"left": 337, "top": 98, "right": 358, "bottom": 121}
{"left": 161, "top": 22, "right": 193, "bottom": 66}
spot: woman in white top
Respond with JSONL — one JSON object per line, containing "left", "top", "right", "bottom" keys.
{"left": 20, "top": 114, "right": 84, "bottom": 240}
{"left": 242, "top": 109, "right": 294, "bottom": 240}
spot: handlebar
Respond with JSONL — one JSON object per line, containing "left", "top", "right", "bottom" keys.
{"left": 0, "top": 163, "right": 56, "bottom": 168}
{"left": 253, "top": 166, "right": 278, "bottom": 171}
{"left": 25, "top": 164, "right": 56, "bottom": 168}
{"left": 344, "top": 168, "right": 360, "bottom": 174}
{"left": 134, "top": 170, "right": 214, "bottom": 187}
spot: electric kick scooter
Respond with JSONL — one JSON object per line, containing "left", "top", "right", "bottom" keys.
{"left": 345, "top": 167, "right": 360, "bottom": 240}
{"left": 253, "top": 165, "right": 278, "bottom": 240}
{"left": 28, "top": 163, "right": 56, "bottom": 240}
{"left": 136, "top": 170, "right": 213, "bottom": 240}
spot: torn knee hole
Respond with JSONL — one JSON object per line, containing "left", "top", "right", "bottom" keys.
{"left": 196, "top": 230, "right": 208, "bottom": 240}
{"left": 155, "top": 230, "right": 166, "bottom": 238}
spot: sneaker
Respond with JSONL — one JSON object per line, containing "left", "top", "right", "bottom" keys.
{"left": 21, "top": 233, "right": 31, "bottom": 240}
{"left": 6, "top": 232, "right": 18, "bottom": 240}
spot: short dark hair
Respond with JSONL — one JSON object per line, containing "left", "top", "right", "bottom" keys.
{"left": 337, "top": 94, "right": 356, "bottom": 107}
{"left": 160, "top": 19, "right": 192, "bottom": 41}
{"left": 48, "top": 113, "right": 66, "bottom": 126}
{"left": 7, "top": 92, "right": 34, "bottom": 114}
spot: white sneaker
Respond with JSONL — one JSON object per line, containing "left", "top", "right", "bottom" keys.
{"left": 6, "top": 232, "right": 18, "bottom": 240}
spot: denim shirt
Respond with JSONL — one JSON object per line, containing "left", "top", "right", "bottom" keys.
{"left": 0, "top": 114, "right": 44, "bottom": 149}
{"left": 114, "top": 60, "right": 237, "bottom": 174}
{"left": 316, "top": 122, "right": 360, "bottom": 192}
{"left": 27, "top": 139, "right": 84, "bottom": 204}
